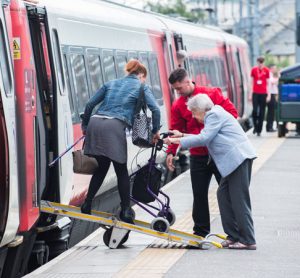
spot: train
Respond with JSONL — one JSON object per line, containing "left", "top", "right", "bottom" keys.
{"left": 0, "top": 0, "right": 252, "bottom": 277}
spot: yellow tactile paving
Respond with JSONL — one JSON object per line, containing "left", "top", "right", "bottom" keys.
{"left": 115, "top": 134, "right": 286, "bottom": 278}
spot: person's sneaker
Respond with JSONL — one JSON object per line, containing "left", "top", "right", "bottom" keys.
{"left": 266, "top": 128, "right": 276, "bottom": 132}
{"left": 81, "top": 199, "right": 92, "bottom": 215}
{"left": 119, "top": 207, "right": 134, "bottom": 224}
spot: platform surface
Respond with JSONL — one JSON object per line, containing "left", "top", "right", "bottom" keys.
{"left": 25, "top": 128, "right": 300, "bottom": 278}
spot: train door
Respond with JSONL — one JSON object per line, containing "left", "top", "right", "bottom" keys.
{"left": 0, "top": 0, "right": 19, "bottom": 248}
{"left": 232, "top": 49, "right": 245, "bottom": 116}
{"left": 224, "top": 44, "right": 238, "bottom": 110}
{"left": 26, "top": 6, "right": 73, "bottom": 206}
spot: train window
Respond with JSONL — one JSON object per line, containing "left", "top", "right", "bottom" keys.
{"left": 198, "top": 58, "right": 207, "bottom": 86}
{"left": 115, "top": 53, "right": 127, "bottom": 78}
{"left": 128, "top": 51, "right": 138, "bottom": 60}
{"left": 87, "top": 54, "right": 103, "bottom": 95}
{"left": 208, "top": 59, "right": 218, "bottom": 87}
{"left": 70, "top": 54, "right": 90, "bottom": 114}
{"left": 139, "top": 52, "right": 151, "bottom": 85}
{"left": 102, "top": 50, "right": 116, "bottom": 82}
{"left": 52, "top": 29, "right": 65, "bottom": 95}
{"left": 149, "top": 54, "right": 163, "bottom": 102}
{"left": 218, "top": 59, "right": 227, "bottom": 88}
{"left": 0, "top": 21, "right": 12, "bottom": 96}
{"left": 62, "top": 54, "right": 76, "bottom": 120}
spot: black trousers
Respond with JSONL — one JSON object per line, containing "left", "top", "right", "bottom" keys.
{"left": 266, "top": 94, "right": 277, "bottom": 130}
{"left": 190, "top": 155, "right": 221, "bottom": 237}
{"left": 86, "top": 155, "right": 130, "bottom": 208}
{"left": 252, "top": 93, "right": 267, "bottom": 133}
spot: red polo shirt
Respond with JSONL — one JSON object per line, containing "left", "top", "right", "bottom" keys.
{"left": 167, "top": 85, "right": 238, "bottom": 156}
{"left": 251, "top": 66, "right": 270, "bottom": 94}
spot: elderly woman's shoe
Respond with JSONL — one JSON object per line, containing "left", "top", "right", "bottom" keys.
{"left": 221, "top": 239, "right": 236, "bottom": 248}
{"left": 228, "top": 242, "right": 257, "bottom": 250}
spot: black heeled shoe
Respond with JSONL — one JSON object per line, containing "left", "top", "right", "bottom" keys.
{"left": 81, "top": 199, "right": 92, "bottom": 214}
{"left": 119, "top": 207, "right": 134, "bottom": 224}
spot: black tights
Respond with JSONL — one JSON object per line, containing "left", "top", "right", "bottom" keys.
{"left": 86, "top": 155, "right": 130, "bottom": 208}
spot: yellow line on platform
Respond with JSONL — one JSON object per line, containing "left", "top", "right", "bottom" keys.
{"left": 114, "top": 133, "right": 286, "bottom": 278}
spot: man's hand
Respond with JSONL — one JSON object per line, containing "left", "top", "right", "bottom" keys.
{"left": 166, "top": 153, "right": 175, "bottom": 172}
{"left": 164, "top": 137, "right": 181, "bottom": 145}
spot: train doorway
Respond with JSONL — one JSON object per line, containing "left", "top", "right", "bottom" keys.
{"left": 26, "top": 6, "right": 58, "bottom": 204}
{"left": 0, "top": 94, "right": 9, "bottom": 241}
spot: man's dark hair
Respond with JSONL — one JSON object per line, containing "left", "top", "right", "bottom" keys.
{"left": 168, "top": 68, "right": 188, "bottom": 84}
{"left": 257, "top": 56, "right": 265, "bottom": 64}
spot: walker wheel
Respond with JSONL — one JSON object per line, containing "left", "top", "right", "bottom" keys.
{"left": 103, "top": 228, "right": 130, "bottom": 248}
{"left": 151, "top": 217, "right": 170, "bottom": 233}
{"left": 166, "top": 209, "right": 176, "bottom": 226}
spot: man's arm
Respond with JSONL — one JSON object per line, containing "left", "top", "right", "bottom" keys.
{"left": 180, "top": 113, "right": 221, "bottom": 149}
{"left": 166, "top": 103, "right": 186, "bottom": 155}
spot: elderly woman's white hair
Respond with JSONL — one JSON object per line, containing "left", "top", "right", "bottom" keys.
{"left": 187, "top": 94, "right": 214, "bottom": 112}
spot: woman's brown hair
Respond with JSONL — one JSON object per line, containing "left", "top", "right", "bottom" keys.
{"left": 125, "top": 59, "right": 147, "bottom": 77}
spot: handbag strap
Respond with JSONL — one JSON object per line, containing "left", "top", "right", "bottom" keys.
{"left": 134, "top": 84, "right": 147, "bottom": 115}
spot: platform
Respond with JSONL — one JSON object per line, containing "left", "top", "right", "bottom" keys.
{"left": 25, "top": 127, "right": 300, "bottom": 278}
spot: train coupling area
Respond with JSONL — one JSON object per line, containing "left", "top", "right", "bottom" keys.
{"left": 40, "top": 200, "right": 224, "bottom": 249}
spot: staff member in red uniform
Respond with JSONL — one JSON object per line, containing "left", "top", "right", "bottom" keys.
{"left": 166, "top": 68, "right": 238, "bottom": 237}
{"left": 249, "top": 56, "right": 270, "bottom": 136}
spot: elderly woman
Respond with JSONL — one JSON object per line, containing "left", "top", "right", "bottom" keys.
{"left": 81, "top": 59, "right": 161, "bottom": 224}
{"left": 164, "top": 94, "right": 257, "bottom": 250}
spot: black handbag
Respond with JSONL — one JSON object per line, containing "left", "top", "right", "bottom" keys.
{"left": 131, "top": 163, "right": 163, "bottom": 203}
{"left": 132, "top": 84, "right": 153, "bottom": 148}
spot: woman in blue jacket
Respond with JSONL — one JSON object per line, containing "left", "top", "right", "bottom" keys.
{"left": 164, "top": 94, "right": 257, "bottom": 250}
{"left": 81, "top": 59, "right": 161, "bottom": 223}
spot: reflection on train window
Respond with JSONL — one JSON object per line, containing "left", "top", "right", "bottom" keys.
{"left": 87, "top": 54, "right": 103, "bottom": 94}
{"left": 70, "top": 54, "right": 90, "bottom": 114}
{"left": 115, "top": 54, "right": 127, "bottom": 78}
{"left": 0, "top": 21, "right": 12, "bottom": 96}
{"left": 149, "top": 55, "right": 163, "bottom": 102}
{"left": 102, "top": 51, "right": 116, "bottom": 82}
{"left": 63, "top": 54, "right": 76, "bottom": 120}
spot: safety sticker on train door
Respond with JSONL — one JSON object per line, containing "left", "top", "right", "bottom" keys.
{"left": 13, "top": 37, "right": 21, "bottom": 60}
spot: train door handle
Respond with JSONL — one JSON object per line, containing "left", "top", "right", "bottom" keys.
{"left": 32, "top": 95, "right": 35, "bottom": 108}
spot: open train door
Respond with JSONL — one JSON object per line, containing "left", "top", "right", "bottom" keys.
{"left": 0, "top": 0, "right": 19, "bottom": 272}
{"left": 26, "top": 4, "right": 73, "bottom": 207}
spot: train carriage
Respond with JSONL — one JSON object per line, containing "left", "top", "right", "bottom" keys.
{"left": 0, "top": 0, "right": 252, "bottom": 277}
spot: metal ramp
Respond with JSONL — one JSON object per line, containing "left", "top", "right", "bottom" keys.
{"left": 40, "top": 200, "right": 224, "bottom": 249}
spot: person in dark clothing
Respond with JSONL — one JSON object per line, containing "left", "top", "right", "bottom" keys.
{"left": 250, "top": 56, "right": 270, "bottom": 136}
{"left": 80, "top": 59, "right": 161, "bottom": 223}
{"left": 165, "top": 68, "right": 238, "bottom": 237}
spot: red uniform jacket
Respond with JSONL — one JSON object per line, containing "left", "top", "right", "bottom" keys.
{"left": 167, "top": 85, "right": 238, "bottom": 156}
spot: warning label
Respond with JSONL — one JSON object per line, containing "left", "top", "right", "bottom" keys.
{"left": 13, "top": 37, "right": 21, "bottom": 60}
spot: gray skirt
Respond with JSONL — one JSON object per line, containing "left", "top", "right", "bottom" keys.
{"left": 84, "top": 117, "right": 128, "bottom": 164}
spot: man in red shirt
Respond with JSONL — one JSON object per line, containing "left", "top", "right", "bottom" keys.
{"left": 166, "top": 68, "right": 237, "bottom": 237}
{"left": 250, "top": 56, "right": 270, "bottom": 136}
